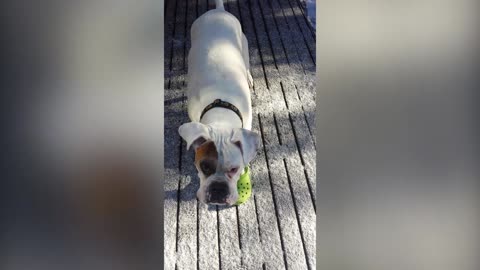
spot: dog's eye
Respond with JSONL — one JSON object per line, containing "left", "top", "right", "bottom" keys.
{"left": 200, "top": 161, "right": 215, "bottom": 175}
{"left": 229, "top": 167, "right": 238, "bottom": 174}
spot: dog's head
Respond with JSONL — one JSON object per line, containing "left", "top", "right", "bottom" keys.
{"left": 179, "top": 122, "right": 260, "bottom": 205}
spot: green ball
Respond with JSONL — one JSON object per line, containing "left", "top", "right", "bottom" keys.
{"left": 235, "top": 166, "right": 252, "bottom": 205}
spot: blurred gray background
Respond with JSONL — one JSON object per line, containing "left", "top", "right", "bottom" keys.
{"left": 316, "top": 1, "right": 479, "bottom": 270}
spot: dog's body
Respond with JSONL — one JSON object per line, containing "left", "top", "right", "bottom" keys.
{"left": 187, "top": 2, "right": 253, "bottom": 129}
{"left": 179, "top": 0, "right": 260, "bottom": 206}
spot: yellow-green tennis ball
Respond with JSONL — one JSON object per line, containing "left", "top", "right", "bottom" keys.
{"left": 235, "top": 166, "right": 252, "bottom": 205}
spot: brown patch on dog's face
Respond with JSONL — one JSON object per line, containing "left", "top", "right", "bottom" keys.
{"left": 195, "top": 141, "right": 218, "bottom": 177}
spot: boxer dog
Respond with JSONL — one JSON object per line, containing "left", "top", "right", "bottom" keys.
{"left": 178, "top": 0, "right": 260, "bottom": 206}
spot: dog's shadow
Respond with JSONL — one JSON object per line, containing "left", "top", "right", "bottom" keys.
{"left": 164, "top": 175, "right": 197, "bottom": 202}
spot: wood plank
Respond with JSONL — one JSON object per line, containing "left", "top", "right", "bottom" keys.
{"left": 259, "top": 113, "right": 308, "bottom": 270}
{"left": 294, "top": 80, "right": 316, "bottom": 144}
{"left": 185, "top": 0, "right": 197, "bottom": 69}
{"left": 217, "top": 205, "right": 242, "bottom": 270}
{"left": 261, "top": 0, "right": 304, "bottom": 75}
{"left": 284, "top": 0, "right": 316, "bottom": 62}
{"left": 243, "top": 1, "right": 309, "bottom": 269}
{"left": 170, "top": 0, "right": 195, "bottom": 269}
{"left": 164, "top": 0, "right": 177, "bottom": 92}
{"left": 170, "top": 0, "right": 187, "bottom": 91}
{"left": 268, "top": 0, "right": 317, "bottom": 119}
{"left": 251, "top": 114, "right": 285, "bottom": 270}
{"left": 247, "top": 0, "right": 311, "bottom": 269}
{"left": 177, "top": 135, "right": 199, "bottom": 270}
{"left": 255, "top": 0, "right": 317, "bottom": 207}
{"left": 281, "top": 84, "right": 317, "bottom": 206}
{"left": 248, "top": 0, "right": 282, "bottom": 85}
{"left": 198, "top": 0, "right": 208, "bottom": 16}
{"left": 164, "top": 0, "right": 177, "bottom": 73}
{"left": 255, "top": 2, "right": 317, "bottom": 266}
{"left": 197, "top": 203, "right": 220, "bottom": 270}
{"left": 284, "top": 156, "right": 316, "bottom": 269}
{"left": 164, "top": 90, "right": 184, "bottom": 270}
{"left": 208, "top": 0, "right": 216, "bottom": 10}
{"left": 270, "top": 0, "right": 316, "bottom": 142}
{"left": 290, "top": 0, "right": 316, "bottom": 39}
{"left": 164, "top": 0, "right": 183, "bottom": 269}
{"left": 234, "top": 0, "right": 269, "bottom": 95}
{"left": 272, "top": 0, "right": 315, "bottom": 68}
{"left": 235, "top": 196, "right": 264, "bottom": 269}
{"left": 256, "top": 0, "right": 290, "bottom": 71}
{"left": 177, "top": 89, "right": 199, "bottom": 269}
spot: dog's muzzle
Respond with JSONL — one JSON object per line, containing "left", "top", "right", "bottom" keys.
{"left": 206, "top": 181, "right": 230, "bottom": 204}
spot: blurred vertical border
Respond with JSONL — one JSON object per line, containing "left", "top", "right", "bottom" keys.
{"left": 315, "top": 1, "right": 479, "bottom": 270}
{"left": 2, "top": 1, "right": 164, "bottom": 269}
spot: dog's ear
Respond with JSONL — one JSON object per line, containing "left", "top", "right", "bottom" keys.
{"left": 231, "top": 128, "right": 261, "bottom": 165}
{"left": 178, "top": 122, "right": 211, "bottom": 151}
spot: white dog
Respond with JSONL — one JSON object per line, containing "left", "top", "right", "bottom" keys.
{"left": 179, "top": 0, "right": 260, "bottom": 205}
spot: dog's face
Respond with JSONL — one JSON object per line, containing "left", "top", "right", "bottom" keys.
{"left": 179, "top": 122, "right": 260, "bottom": 205}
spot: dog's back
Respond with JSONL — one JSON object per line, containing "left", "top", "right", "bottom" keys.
{"left": 187, "top": 2, "right": 252, "bottom": 126}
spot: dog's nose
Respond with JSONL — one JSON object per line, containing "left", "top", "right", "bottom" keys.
{"left": 207, "top": 182, "right": 229, "bottom": 203}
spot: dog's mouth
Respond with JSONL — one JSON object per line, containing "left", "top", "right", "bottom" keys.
{"left": 206, "top": 193, "right": 226, "bottom": 204}
{"left": 206, "top": 193, "right": 238, "bottom": 206}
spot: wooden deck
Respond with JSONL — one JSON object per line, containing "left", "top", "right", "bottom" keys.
{"left": 164, "top": 0, "right": 316, "bottom": 269}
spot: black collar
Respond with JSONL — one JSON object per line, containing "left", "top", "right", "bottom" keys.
{"left": 200, "top": 99, "right": 243, "bottom": 128}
